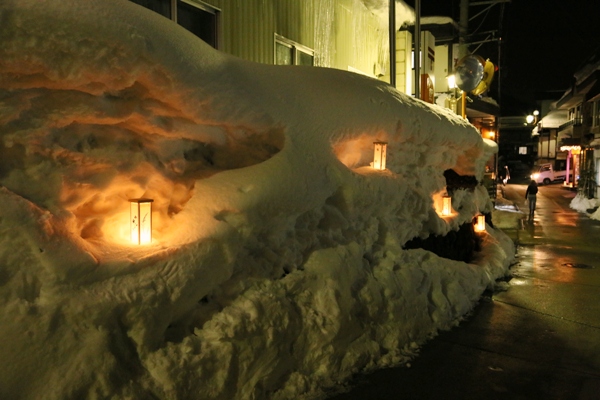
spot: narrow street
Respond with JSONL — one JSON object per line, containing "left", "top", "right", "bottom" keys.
{"left": 329, "top": 182, "right": 600, "bottom": 400}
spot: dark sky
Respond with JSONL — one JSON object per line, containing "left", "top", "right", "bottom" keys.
{"left": 406, "top": 0, "right": 600, "bottom": 113}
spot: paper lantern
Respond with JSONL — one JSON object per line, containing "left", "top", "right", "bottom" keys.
{"left": 373, "top": 141, "right": 387, "bottom": 170}
{"left": 474, "top": 214, "right": 486, "bottom": 232}
{"left": 129, "top": 198, "right": 153, "bottom": 244}
{"left": 442, "top": 195, "right": 452, "bottom": 216}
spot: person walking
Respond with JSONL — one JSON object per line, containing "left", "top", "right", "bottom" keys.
{"left": 525, "top": 179, "right": 538, "bottom": 220}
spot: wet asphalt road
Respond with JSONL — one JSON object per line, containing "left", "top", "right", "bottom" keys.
{"left": 327, "top": 182, "right": 600, "bottom": 400}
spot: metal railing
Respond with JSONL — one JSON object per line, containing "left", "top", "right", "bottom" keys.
{"left": 558, "top": 117, "right": 583, "bottom": 131}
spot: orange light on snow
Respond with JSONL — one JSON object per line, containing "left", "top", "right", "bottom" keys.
{"left": 442, "top": 195, "right": 452, "bottom": 216}
{"left": 483, "top": 129, "right": 496, "bottom": 139}
{"left": 373, "top": 141, "right": 387, "bottom": 170}
{"left": 129, "top": 198, "right": 153, "bottom": 244}
{"left": 474, "top": 214, "right": 486, "bottom": 232}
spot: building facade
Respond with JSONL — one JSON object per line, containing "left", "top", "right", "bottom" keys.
{"left": 554, "top": 49, "right": 600, "bottom": 198}
{"left": 129, "top": 0, "right": 388, "bottom": 77}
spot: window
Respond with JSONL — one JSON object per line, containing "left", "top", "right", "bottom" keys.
{"left": 593, "top": 100, "right": 600, "bottom": 128}
{"left": 297, "top": 50, "right": 314, "bottom": 66}
{"left": 130, "top": 0, "right": 171, "bottom": 18}
{"left": 575, "top": 105, "right": 582, "bottom": 125}
{"left": 276, "top": 41, "right": 293, "bottom": 65}
{"left": 129, "top": 0, "right": 219, "bottom": 49}
{"left": 275, "top": 35, "right": 314, "bottom": 66}
{"left": 596, "top": 158, "right": 600, "bottom": 196}
{"left": 177, "top": 1, "right": 218, "bottom": 48}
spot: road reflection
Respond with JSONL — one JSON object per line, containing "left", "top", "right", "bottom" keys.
{"left": 514, "top": 244, "right": 577, "bottom": 284}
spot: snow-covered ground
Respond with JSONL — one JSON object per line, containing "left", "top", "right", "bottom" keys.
{"left": 0, "top": 1, "right": 514, "bottom": 399}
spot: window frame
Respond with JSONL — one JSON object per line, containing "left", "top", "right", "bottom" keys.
{"left": 274, "top": 34, "right": 314, "bottom": 66}
{"left": 593, "top": 100, "right": 600, "bottom": 128}
{"left": 129, "top": 0, "right": 221, "bottom": 49}
{"left": 177, "top": 0, "right": 221, "bottom": 49}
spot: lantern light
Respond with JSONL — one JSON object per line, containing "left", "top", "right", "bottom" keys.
{"left": 373, "top": 141, "right": 387, "bottom": 170}
{"left": 442, "top": 195, "right": 452, "bottom": 216}
{"left": 129, "top": 198, "right": 154, "bottom": 245}
{"left": 474, "top": 214, "right": 486, "bottom": 232}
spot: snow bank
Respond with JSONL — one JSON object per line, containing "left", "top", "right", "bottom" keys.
{"left": 570, "top": 193, "right": 600, "bottom": 221}
{"left": 0, "top": 0, "right": 513, "bottom": 399}
{"left": 570, "top": 193, "right": 598, "bottom": 212}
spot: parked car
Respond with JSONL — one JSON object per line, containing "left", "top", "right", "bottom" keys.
{"left": 530, "top": 163, "right": 567, "bottom": 185}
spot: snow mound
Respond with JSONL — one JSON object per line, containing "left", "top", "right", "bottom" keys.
{"left": 570, "top": 193, "right": 600, "bottom": 221}
{"left": 0, "top": 1, "right": 513, "bottom": 399}
{"left": 570, "top": 193, "right": 600, "bottom": 212}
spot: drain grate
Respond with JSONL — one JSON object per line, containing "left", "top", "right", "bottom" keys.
{"left": 562, "top": 263, "right": 595, "bottom": 269}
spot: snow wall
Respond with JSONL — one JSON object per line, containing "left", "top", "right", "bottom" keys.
{"left": 0, "top": 0, "right": 514, "bottom": 399}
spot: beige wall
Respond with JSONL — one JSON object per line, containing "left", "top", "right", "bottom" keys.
{"left": 201, "top": 0, "right": 386, "bottom": 75}
{"left": 395, "top": 31, "right": 412, "bottom": 94}
{"left": 203, "top": 0, "right": 315, "bottom": 65}
{"left": 334, "top": 0, "right": 385, "bottom": 76}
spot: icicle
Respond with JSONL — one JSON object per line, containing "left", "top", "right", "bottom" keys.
{"left": 314, "top": 0, "right": 335, "bottom": 67}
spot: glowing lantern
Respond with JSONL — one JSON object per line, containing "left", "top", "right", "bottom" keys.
{"left": 442, "top": 195, "right": 452, "bottom": 216}
{"left": 474, "top": 214, "right": 486, "bottom": 232}
{"left": 373, "top": 141, "right": 387, "bottom": 170}
{"left": 129, "top": 198, "right": 153, "bottom": 245}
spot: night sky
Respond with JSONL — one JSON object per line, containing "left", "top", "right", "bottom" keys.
{"left": 405, "top": 0, "right": 600, "bottom": 114}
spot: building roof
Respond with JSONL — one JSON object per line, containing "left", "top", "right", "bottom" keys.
{"left": 532, "top": 109, "right": 568, "bottom": 135}
{"left": 539, "top": 109, "right": 568, "bottom": 129}
{"left": 402, "top": 15, "right": 460, "bottom": 44}
{"left": 556, "top": 47, "right": 600, "bottom": 109}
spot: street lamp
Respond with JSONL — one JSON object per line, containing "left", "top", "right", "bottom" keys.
{"left": 447, "top": 74, "right": 457, "bottom": 90}
{"left": 444, "top": 74, "right": 458, "bottom": 114}
{"left": 526, "top": 110, "right": 540, "bottom": 125}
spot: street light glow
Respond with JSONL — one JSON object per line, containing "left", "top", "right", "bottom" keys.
{"left": 446, "top": 74, "right": 456, "bottom": 90}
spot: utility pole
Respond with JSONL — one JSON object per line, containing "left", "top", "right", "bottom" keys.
{"left": 414, "top": 0, "right": 420, "bottom": 99}
{"left": 459, "top": 0, "right": 469, "bottom": 59}
{"left": 389, "top": 0, "right": 396, "bottom": 87}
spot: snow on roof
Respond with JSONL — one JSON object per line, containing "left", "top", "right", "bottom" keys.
{"left": 421, "top": 15, "right": 460, "bottom": 28}
{"left": 539, "top": 109, "right": 569, "bottom": 129}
